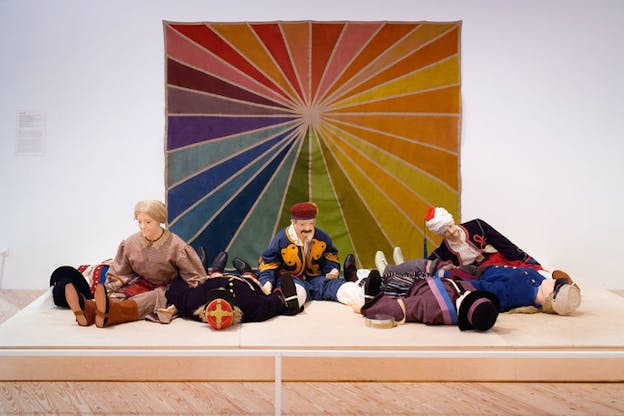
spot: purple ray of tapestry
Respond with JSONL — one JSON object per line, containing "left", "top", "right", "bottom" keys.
{"left": 167, "top": 116, "right": 299, "bottom": 150}
{"left": 167, "top": 87, "right": 294, "bottom": 116}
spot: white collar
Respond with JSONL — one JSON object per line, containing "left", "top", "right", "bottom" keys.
{"left": 287, "top": 224, "right": 304, "bottom": 246}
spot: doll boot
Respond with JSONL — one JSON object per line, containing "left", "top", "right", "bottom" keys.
{"left": 363, "top": 269, "right": 382, "bottom": 302}
{"left": 65, "top": 283, "right": 96, "bottom": 326}
{"left": 279, "top": 273, "right": 301, "bottom": 315}
{"left": 343, "top": 254, "right": 358, "bottom": 282}
{"left": 94, "top": 284, "right": 138, "bottom": 328}
{"left": 197, "top": 246, "right": 210, "bottom": 274}
{"left": 551, "top": 270, "right": 578, "bottom": 289}
{"left": 210, "top": 251, "right": 228, "bottom": 274}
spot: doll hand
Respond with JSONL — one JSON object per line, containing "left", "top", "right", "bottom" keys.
{"left": 262, "top": 281, "right": 273, "bottom": 295}
{"left": 326, "top": 268, "right": 339, "bottom": 279}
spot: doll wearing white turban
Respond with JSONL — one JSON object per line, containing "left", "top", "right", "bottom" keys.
{"left": 377, "top": 206, "right": 540, "bottom": 274}
{"left": 374, "top": 207, "right": 580, "bottom": 317}
{"left": 424, "top": 207, "right": 455, "bottom": 236}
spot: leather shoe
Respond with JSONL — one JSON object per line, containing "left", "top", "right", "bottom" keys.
{"left": 364, "top": 269, "right": 382, "bottom": 301}
{"left": 197, "top": 246, "right": 210, "bottom": 273}
{"left": 279, "top": 273, "right": 300, "bottom": 315}
{"left": 94, "top": 284, "right": 110, "bottom": 328}
{"left": 343, "top": 254, "right": 357, "bottom": 282}
{"left": 210, "top": 251, "right": 228, "bottom": 273}
{"left": 552, "top": 269, "right": 575, "bottom": 286}
{"left": 232, "top": 257, "right": 253, "bottom": 274}
{"left": 65, "top": 283, "right": 95, "bottom": 326}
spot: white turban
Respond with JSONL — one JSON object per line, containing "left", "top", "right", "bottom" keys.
{"left": 425, "top": 207, "right": 454, "bottom": 235}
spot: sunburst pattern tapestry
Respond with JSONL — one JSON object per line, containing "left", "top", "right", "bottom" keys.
{"left": 164, "top": 20, "right": 461, "bottom": 270}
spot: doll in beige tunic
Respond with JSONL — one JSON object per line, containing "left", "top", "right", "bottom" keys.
{"left": 65, "top": 200, "right": 206, "bottom": 328}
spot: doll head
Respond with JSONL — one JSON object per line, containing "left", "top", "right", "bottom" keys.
{"left": 425, "top": 207, "right": 455, "bottom": 236}
{"left": 134, "top": 200, "right": 167, "bottom": 224}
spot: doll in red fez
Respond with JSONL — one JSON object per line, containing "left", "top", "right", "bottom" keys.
{"left": 258, "top": 202, "right": 364, "bottom": 308}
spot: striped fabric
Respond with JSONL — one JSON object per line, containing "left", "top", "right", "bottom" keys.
{"left": 426, "top": 277, "right": 458, "bottom": 325}
{"left": 381, "top": 271, "right": 427, "bottom": 298}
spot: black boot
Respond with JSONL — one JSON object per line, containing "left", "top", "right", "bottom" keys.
{"left": 279, "top": 273, "right": 300, "bottom": 315}
{"left": 343, "top": 253, "right": 357, "bottom": 282}
{"left": 364, "top": 270, "right": 382, "bottom": 302}
{"left": 232, "top": 257, "right": 253, "bottom": 275}
{"left": 197, "top": 246, "right": 211, "bottom": 273}
{"left": 210, "top": 251, "right": 228, "bottom": 273}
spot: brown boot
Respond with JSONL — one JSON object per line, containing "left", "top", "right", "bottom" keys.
{"left": 94, "top": 284, "right": 139, "bottom": 328}
{"left": 65, "top": 283, "right": 96, "bottom": 326}
{"left": 551, "top": 270, "right": 579, "bottom": 290}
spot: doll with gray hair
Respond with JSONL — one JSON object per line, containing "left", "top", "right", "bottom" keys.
{"left": 63, "top": 199, "right": 207, "bottom": 328}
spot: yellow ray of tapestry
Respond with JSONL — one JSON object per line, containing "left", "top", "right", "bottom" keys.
{"left": 324, "top": 122, "right": 457, "bottom": 209}
{"left": 321, "top": 128, "right": 422, "bottom": 251}
{"left": 334, "top": 26, "right": 460, "bottom": 105}
{"left": 331, "top": 134, "right": 429, "bottom": 227}
{"left": 326, "top": 113, "right": 459, "bottom": 156}
{"left": 326, "top": 120, "right": 459, "bottom": 191}
{"left": 211, "top": 24, "right": 299, "bottom": 102}
{"left": 330, "top": 56, "right": 459, "bottom": 109}
{"left": 329, "top": 23, "right": 458, "bottom": 103}
{"left": 331, "top": 86, "right": 459, "bottom": 115}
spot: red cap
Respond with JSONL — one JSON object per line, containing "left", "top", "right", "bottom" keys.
{"left": 204, "top": 298, "right": 234, "bottom": 330}
{"left": 424, "top": 206, "right": 436, "bottom": 221}
{"left": 290, "top": 202, "right": 318, "bottom": 220}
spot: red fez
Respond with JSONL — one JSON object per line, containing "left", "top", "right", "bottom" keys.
{"left": 290, "top": 202, "right": 318, "bottom": 220}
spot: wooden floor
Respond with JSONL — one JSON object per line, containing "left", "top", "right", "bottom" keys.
{"left": 1, "top": 290, "right": 623, "bottom": 415}
{"left": 1, "top": 380, "right": 624, "bottom": 415}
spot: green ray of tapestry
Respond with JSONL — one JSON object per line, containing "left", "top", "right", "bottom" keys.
{"left": 310, "top": 129, "right": 354, "bottom": 265}
{"left": 319, "top": 137, "right": 391, "bottom": 269}
{"left": 278, "top": 130, "right": 311, "bottom": 229}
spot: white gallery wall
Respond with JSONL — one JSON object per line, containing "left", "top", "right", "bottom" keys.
{"left": 1, "top": 0, "right": 623, "bottom": 289}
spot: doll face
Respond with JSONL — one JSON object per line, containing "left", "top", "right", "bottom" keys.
{"left": 443, "top": 224, "right": 460, "bottom": 240}
{"left": 293, "top": 219, "right": 315, "bottom": 242}
{"left": 137, "top": 212, "right": 163, "bottom": 241}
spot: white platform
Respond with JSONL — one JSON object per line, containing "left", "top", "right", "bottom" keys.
{"left": 1, "top": 284, "right": 623, "bottom": 382}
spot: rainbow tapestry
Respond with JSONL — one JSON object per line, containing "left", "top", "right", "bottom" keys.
{"left": 164, "top": 20, "right": 461, "bottom": 269}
